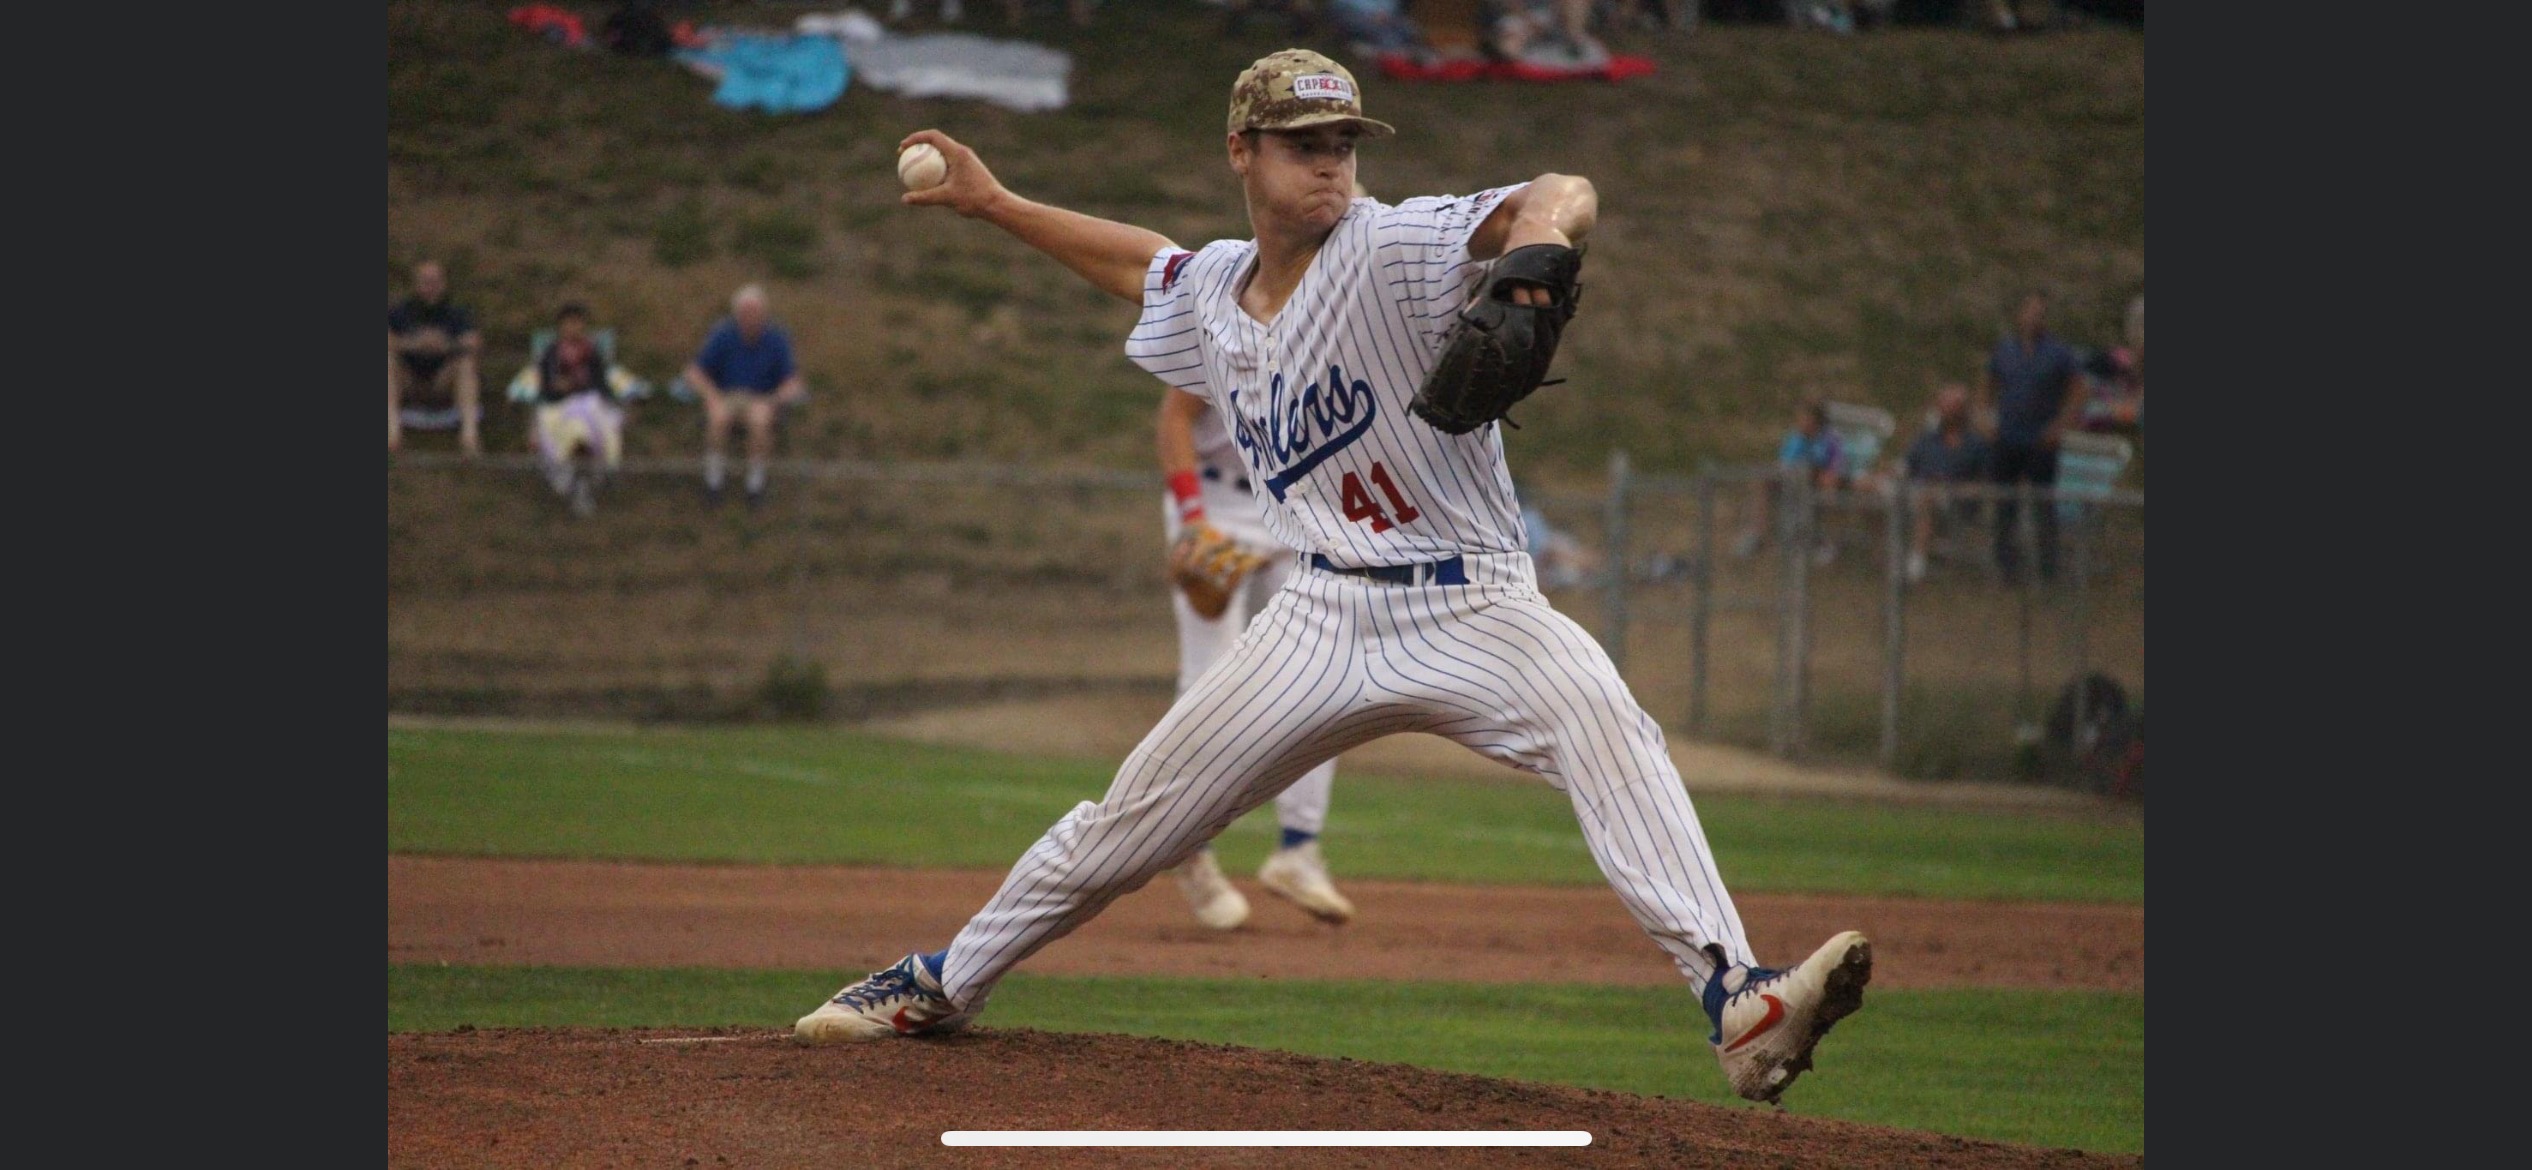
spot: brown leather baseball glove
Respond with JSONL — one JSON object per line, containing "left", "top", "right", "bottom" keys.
{"left": 1170, "top": 522, "right": 1268, "bottom": 620}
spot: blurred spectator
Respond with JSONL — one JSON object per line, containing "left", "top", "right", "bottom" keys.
{"left": 1978, "top": 289, "right": 2084, "bottom": 584}
{"left": 1980, "top": 0, "right": 2057, "bottom": 31}
{"left": 1405, "top": 0, "right": 1489, "bottom": 57}
{"left": 1515, "top": 479, "right": 1599, "bottom": 589}
{"left": 2060, "top": 288, "right": 2143, "bottom": 435}
{"left": 1603, "top": 0, "right": 1697, "bottom": 32}
{"left": 887, "top": 0, "right": 962, "bottom": 21}
{"left": 387, "top": 260, "right": 484, "bottom": 457}
{"left": 887, "top": 0, "right": 1098, "bottom": 25}
{"left": 1330, "top": 0, "right": 1424, "bottom": 55}
{"left": 684, "top": 283, "right": 807, "bottom": 509}
{"left": 1785, "top": 0, "right": 1897, "bottom": 33}
{"left": 1734, "top": 397, "right": 1848, "bottom": 564}
{"left": 1900, "top": 382, "right": 1990, "bottom": 583}
{"left": 528, "top": 303, "right": 631, "bottom": 517}
{"left": 2111, "top": 288, "right": 2144, "bottom": 420}
{"left": 2076, "top": 344, "right": 2142, "bottom": 435}
{"left": 600, "top": 1, "right": 674, "bottom": 56}
{"left": 1485, "top": 0, "right": 1609, "bottom": 68}
{"left": 1220, "top": 0, "right": 1319, "bottom": 37}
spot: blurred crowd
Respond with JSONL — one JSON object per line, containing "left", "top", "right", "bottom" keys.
{"left": 1729, "top": 286, "right": 2144, "bottom": 586}
{"left": 386, "top": 261, "right": 813, "bottom": 517}
{"left": 392, "top": 2, "right": 2139, "bottom": 525}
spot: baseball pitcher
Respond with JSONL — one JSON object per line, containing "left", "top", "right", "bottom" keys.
{"left": 796, "top": 49, "right": 1873, "bottom": 1105}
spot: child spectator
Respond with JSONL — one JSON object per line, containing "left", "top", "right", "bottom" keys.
{"left": 528, "top": 303, "right": 632, "bottom": 516}
{"left": 1734, "top": 397, "right": 1848, "bottom": 564}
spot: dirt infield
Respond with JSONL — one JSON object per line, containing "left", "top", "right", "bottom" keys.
{"left": 389, "top": 856, "right": 2144, "bottom": 991}
{"left": 387, "top": 1026, "right": 2137, "bottom": 1169}
{"left": 388, "top": 857, "right": 2142, "bottom": 1164}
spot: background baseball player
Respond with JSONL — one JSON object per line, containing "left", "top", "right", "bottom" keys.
{"left": 797, "top": 49, "right": 1873, "bottom": 1106}
{"left": 1159, "top": 384, "right": 1353, "bottom": 930}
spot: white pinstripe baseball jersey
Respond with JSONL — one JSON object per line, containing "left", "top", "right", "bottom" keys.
{"left": 1128, "top": 189, "right": 1532, "bottom": 569}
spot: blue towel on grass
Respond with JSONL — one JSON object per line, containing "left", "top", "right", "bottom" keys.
{"left": 675, "top": 33, "right": 849, "bottom": 114}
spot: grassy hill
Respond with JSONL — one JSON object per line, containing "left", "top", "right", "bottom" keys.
{"left": 386, "top": 0, "right": 2143, "bottom": 484}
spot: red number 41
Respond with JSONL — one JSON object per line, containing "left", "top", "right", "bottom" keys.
{"left": 1339, "top": 462, "right": 1421, "bottom": 533}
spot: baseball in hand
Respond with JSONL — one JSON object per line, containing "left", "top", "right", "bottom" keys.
{"left": 897, "top": 143, "right": 947, "bottom": 192}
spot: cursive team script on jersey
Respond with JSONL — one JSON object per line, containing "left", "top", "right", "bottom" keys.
{"left": 1227, "top": 364, "right": 1379, "bottom": 502}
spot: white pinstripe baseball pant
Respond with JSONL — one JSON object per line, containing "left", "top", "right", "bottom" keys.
{"left": 938, "top": 550, "right": 1750, "bottom": 1016}
{"left": 1163, "top": 493, "right": 1337, "bottom": 836}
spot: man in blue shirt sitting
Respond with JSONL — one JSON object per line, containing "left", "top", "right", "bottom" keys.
{"left": 684, "top": 283, "right": 807, "bottom": 507}
{"left": 1901, "top": 383, "right": 1991, "bottom": 584}
{"left": 1979, "top": 291, "right": 2085, "bottom": 584}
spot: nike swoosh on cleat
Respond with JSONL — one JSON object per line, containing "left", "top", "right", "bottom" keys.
{"left": 1724, "top": 994, "right": 1787, "bottom": 1053}
{"left": 891, "top": 1007, "right": 925, "bottom": 1034}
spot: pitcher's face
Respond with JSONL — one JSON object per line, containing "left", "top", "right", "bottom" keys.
{"left": 1235, "top": 126, "right": 1361, "bottom": 234}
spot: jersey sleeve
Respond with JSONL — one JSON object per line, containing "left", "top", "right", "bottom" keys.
{"left": 1368, "top": 182, "right": 1530, "bottom": 328}
{"left": 1126, "top": 244, "right": 1213, "bottom": 400}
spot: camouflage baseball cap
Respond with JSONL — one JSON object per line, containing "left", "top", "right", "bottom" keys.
{"left": 1227, "top": 49, "right": 1397, "bottom": 138}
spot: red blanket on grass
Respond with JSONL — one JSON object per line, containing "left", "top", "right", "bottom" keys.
{"left": 1374, "top": 53, "right": 1657, "bottom": 82}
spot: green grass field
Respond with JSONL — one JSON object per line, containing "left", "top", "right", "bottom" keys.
{"left": 387, "top": 725, "right": 2144, "bottom": 902}
{"left": 386, "top": 723, "right": 2144, "bottom": 1153}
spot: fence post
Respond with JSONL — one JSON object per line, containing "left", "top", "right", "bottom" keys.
{"left": 1881, "top": 480, "right": 1906, "bottom": 770}
{"left": 1689, "top": 469, "right": 1714, "bottom": 735}
{"left": 786, "top": 466, "right": 816, "bottom": 665}
{"left": 1601, "top": 449, "right": 1631, "bottom": 670}
{"left": 1770, "top": 468, "right": 1811, "bottom": 758}
{"left": 2069, "top": 493, "right": 2095, "bottom": 759}
{"left": 2007, "top": 479, "right": 2042, "bottom": 748}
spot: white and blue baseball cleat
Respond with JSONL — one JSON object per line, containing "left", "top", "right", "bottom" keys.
{"left": 793, "top": 951, "right": 962, "bottom": 1044}
{"left": 1173, "top": 850, "right": 1252, "bottom": 931}
{"left": 1705, "top": 931, "right": 1873, "bottom": 1103}
{"left": 1257, "top": 840, "right": 1355, "bottom": 925}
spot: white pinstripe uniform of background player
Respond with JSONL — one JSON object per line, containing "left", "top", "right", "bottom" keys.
{"left": 798, "top": 49, "right": 1875, "bottom": 1104}
{"left": 1158, "top": 386, "right": 1353, "bottom": 931}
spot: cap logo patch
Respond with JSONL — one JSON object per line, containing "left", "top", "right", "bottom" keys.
{"left": 1290, "top": 74, "right": 1355, "bottom": 103}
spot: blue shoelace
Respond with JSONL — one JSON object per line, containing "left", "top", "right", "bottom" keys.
{"left": 835, "top": 965, "right": 920, "bottom": 1010}
{"left": 1704, "top": 963, "right": 1786, "bottom": 1042}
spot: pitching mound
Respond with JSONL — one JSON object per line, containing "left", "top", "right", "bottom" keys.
{"left": 387, "top": 1026, "right": 2137, "bottom": 1169}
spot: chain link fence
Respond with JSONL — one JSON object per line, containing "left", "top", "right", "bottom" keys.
{"left": 388, "top": 450, "right": 2141, "bottom": 789}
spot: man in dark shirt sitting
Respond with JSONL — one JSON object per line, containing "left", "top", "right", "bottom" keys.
{"left": 1901, "top": 383, "right": 1991, "bottom": 584}
{"left": 1978, "top": 290, "right": 2084, "bottom": 584}
{"left": 387, "top": 260, "right": 484, "bottom": 456}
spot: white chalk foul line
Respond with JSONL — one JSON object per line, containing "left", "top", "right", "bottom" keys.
{"left": 941, "top": 1131, "right": 1592, "bottom": 1147}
